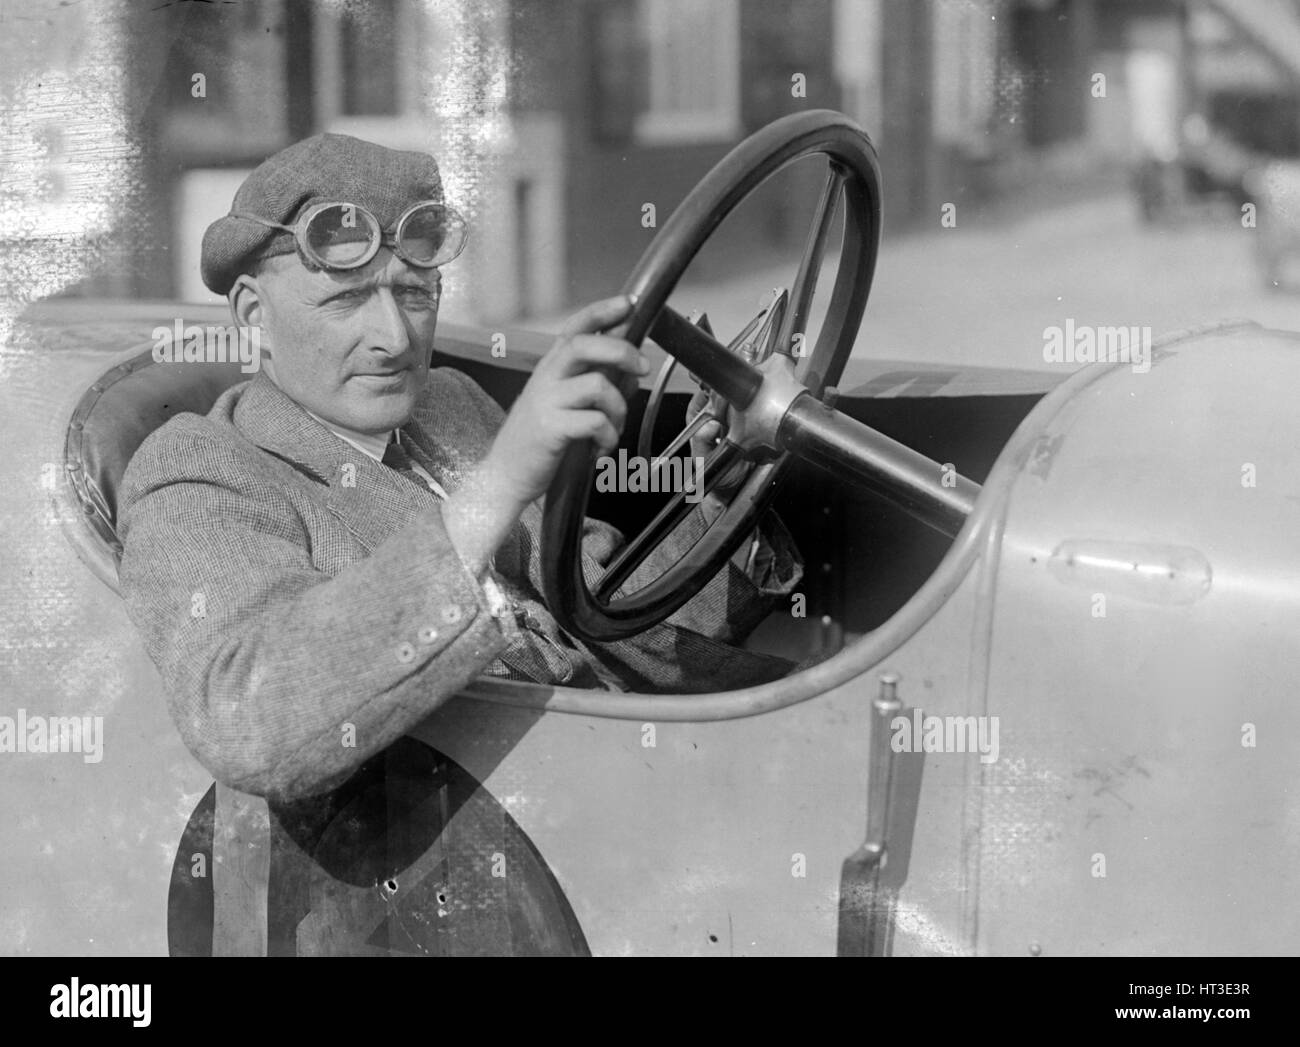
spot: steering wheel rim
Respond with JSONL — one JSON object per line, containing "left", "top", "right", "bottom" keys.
{"left": 542, "top": 110, "right": 883, "bottom": 643}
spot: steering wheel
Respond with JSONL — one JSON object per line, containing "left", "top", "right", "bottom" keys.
{"left": 541, "top": 109, "right": 980, "bottom": 643}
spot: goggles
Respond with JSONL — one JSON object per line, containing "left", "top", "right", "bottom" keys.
{"left": 232, "top": 200, "right": 468, "bottom": 272}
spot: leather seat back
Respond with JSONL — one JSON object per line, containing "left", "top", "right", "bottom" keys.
{"left": 62, "top": 342, "right": 249, "bottom": 592}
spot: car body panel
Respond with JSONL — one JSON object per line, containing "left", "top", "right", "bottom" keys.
{"left": 971, "top": 323, "right": 1300, "bottom": 956}
{"left": 8, "top": 299, "right": 1297, "bottom": 955}
{"left": 400, "top": 320, "right": 1300, "bottom": 956}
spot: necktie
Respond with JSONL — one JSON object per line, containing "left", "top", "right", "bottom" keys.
{"left": 382, "top": 437, "right": 438, "bottom": 497}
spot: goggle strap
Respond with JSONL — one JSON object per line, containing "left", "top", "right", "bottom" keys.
{"left": 229, "top": 212, "right": 296, "bottom": 233}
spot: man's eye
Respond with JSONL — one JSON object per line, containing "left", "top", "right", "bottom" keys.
{"left": 398, "top": 287, "right": 438, "bottom": 307}
{"left": 330, "top": 289, "right": 369, "bottom": 306}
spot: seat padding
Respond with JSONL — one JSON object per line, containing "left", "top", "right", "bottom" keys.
{"left": 63, "top": 344, "right": 249, "bottom": 587}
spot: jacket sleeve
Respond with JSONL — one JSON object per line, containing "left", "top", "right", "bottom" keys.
{"left": 118, "top": 418, "right": 510, "bottom": 804}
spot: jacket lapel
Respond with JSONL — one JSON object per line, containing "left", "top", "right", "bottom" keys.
{"left": 233, "top": 372, "right": 434, "bottom": 554}
{"left": 231, "top": 369, "right": 529, "bottom": 579}
{"left": 403, "top": 392, "right": 531, "bottom": 574}
{"left": 399, "top": 415, "right": 462, "bottom": 496}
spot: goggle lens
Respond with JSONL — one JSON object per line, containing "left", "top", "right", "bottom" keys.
{"left": 397, "top": 203, "right": 468, "bottom": 266}
{"left": 304, "top": 204, "right": 379, "bottom": 267}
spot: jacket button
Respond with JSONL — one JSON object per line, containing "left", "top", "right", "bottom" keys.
{"left": 418, "top": 626, "right": 439, "bottom": 644}
{"left": 441, "top": 605, "right": 463, "bottom": 625}
{"left": 396, "top": 642, "right": 416, "bottom": 664}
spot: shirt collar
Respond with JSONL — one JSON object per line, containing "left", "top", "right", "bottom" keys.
{"left": 303, "top": 409, "right": 393, "bottom": 463}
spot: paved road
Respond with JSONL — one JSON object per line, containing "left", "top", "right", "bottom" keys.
{"left": 525, "top": 191, "right": 1300, "bottom": 374}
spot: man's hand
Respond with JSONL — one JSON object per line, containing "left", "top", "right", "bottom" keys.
{"left": 487, "top": 295, "right": 646, "bottom": 506}
{"left": 442, "top": 295, "right": 647, "bottom": 576}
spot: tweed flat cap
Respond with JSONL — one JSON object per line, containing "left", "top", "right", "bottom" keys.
{"left": 200, "top": 133, "right": 445, "bottom": 295}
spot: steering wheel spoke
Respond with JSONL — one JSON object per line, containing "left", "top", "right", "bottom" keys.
{"left": 648, "top": 306, "right": 764, "bottom": 409}
{"left": 635, "top": 304, "right": 766, "bottom": 462}
{"left": 595, "top": 440, "right": 743, "bottom": 602}
{"left": 649, "top": 408, "right": 715, "bottom": 474}
{"left": 778, "top": 162, "right": 848, "bottom": 362}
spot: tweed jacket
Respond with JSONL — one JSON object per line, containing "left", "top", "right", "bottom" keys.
{"left": 118, "top": 367, "right": 799, "bottom": 803}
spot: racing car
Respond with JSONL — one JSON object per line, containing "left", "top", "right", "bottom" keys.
{"left": 36, "top": 109, "right": 1300, "bottom": 956}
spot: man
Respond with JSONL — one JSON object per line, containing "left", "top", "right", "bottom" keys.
{"left": 119, "top": 133, "right": 800, "bottom": 805}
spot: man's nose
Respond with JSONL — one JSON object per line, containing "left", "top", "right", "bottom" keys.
{"left": 364, "top": 287, "right": 412, "bottom": 357}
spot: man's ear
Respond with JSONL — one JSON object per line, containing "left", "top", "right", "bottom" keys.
{"left": 228, "top": 273, "right": 265, "bottom": 332}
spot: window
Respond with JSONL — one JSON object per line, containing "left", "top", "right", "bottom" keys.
{"left": 315, "top": 0, "right": 428, "bottom": 143}
{"left": 634, "top": 0, "right": 740, "bottom": 144}
{"left": 159, "top": 0, "right": 288, "bottom": 161}
{"left": 340, "top": 0, "right": 400, "bottom": 116}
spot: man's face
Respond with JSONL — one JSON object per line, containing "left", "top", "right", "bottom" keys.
{"left": 248, "top": 248, "right": 442, "bottom": 435}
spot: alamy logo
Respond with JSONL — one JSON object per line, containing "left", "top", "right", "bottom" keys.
{"left": 0, "top": 709, "right": 103, "bottom": 763}
{"left": 151, "top": 319, "right": 261, "bottom": 373}
{"left": 594, "top": 450, "right": 706, "bottom": 503}
{"left": 50, "top": 979, "right": 150, "bottom": 1027}
{"left": 1043, "top": 319, "right": 1151, "bottom": 373}
{"left": 891, "top": 711, "right": 1000, "bottom": 764}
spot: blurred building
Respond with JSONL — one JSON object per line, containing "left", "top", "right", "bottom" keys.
{"left": 59, "top": 0, "right": 1300, "bottom": 321}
